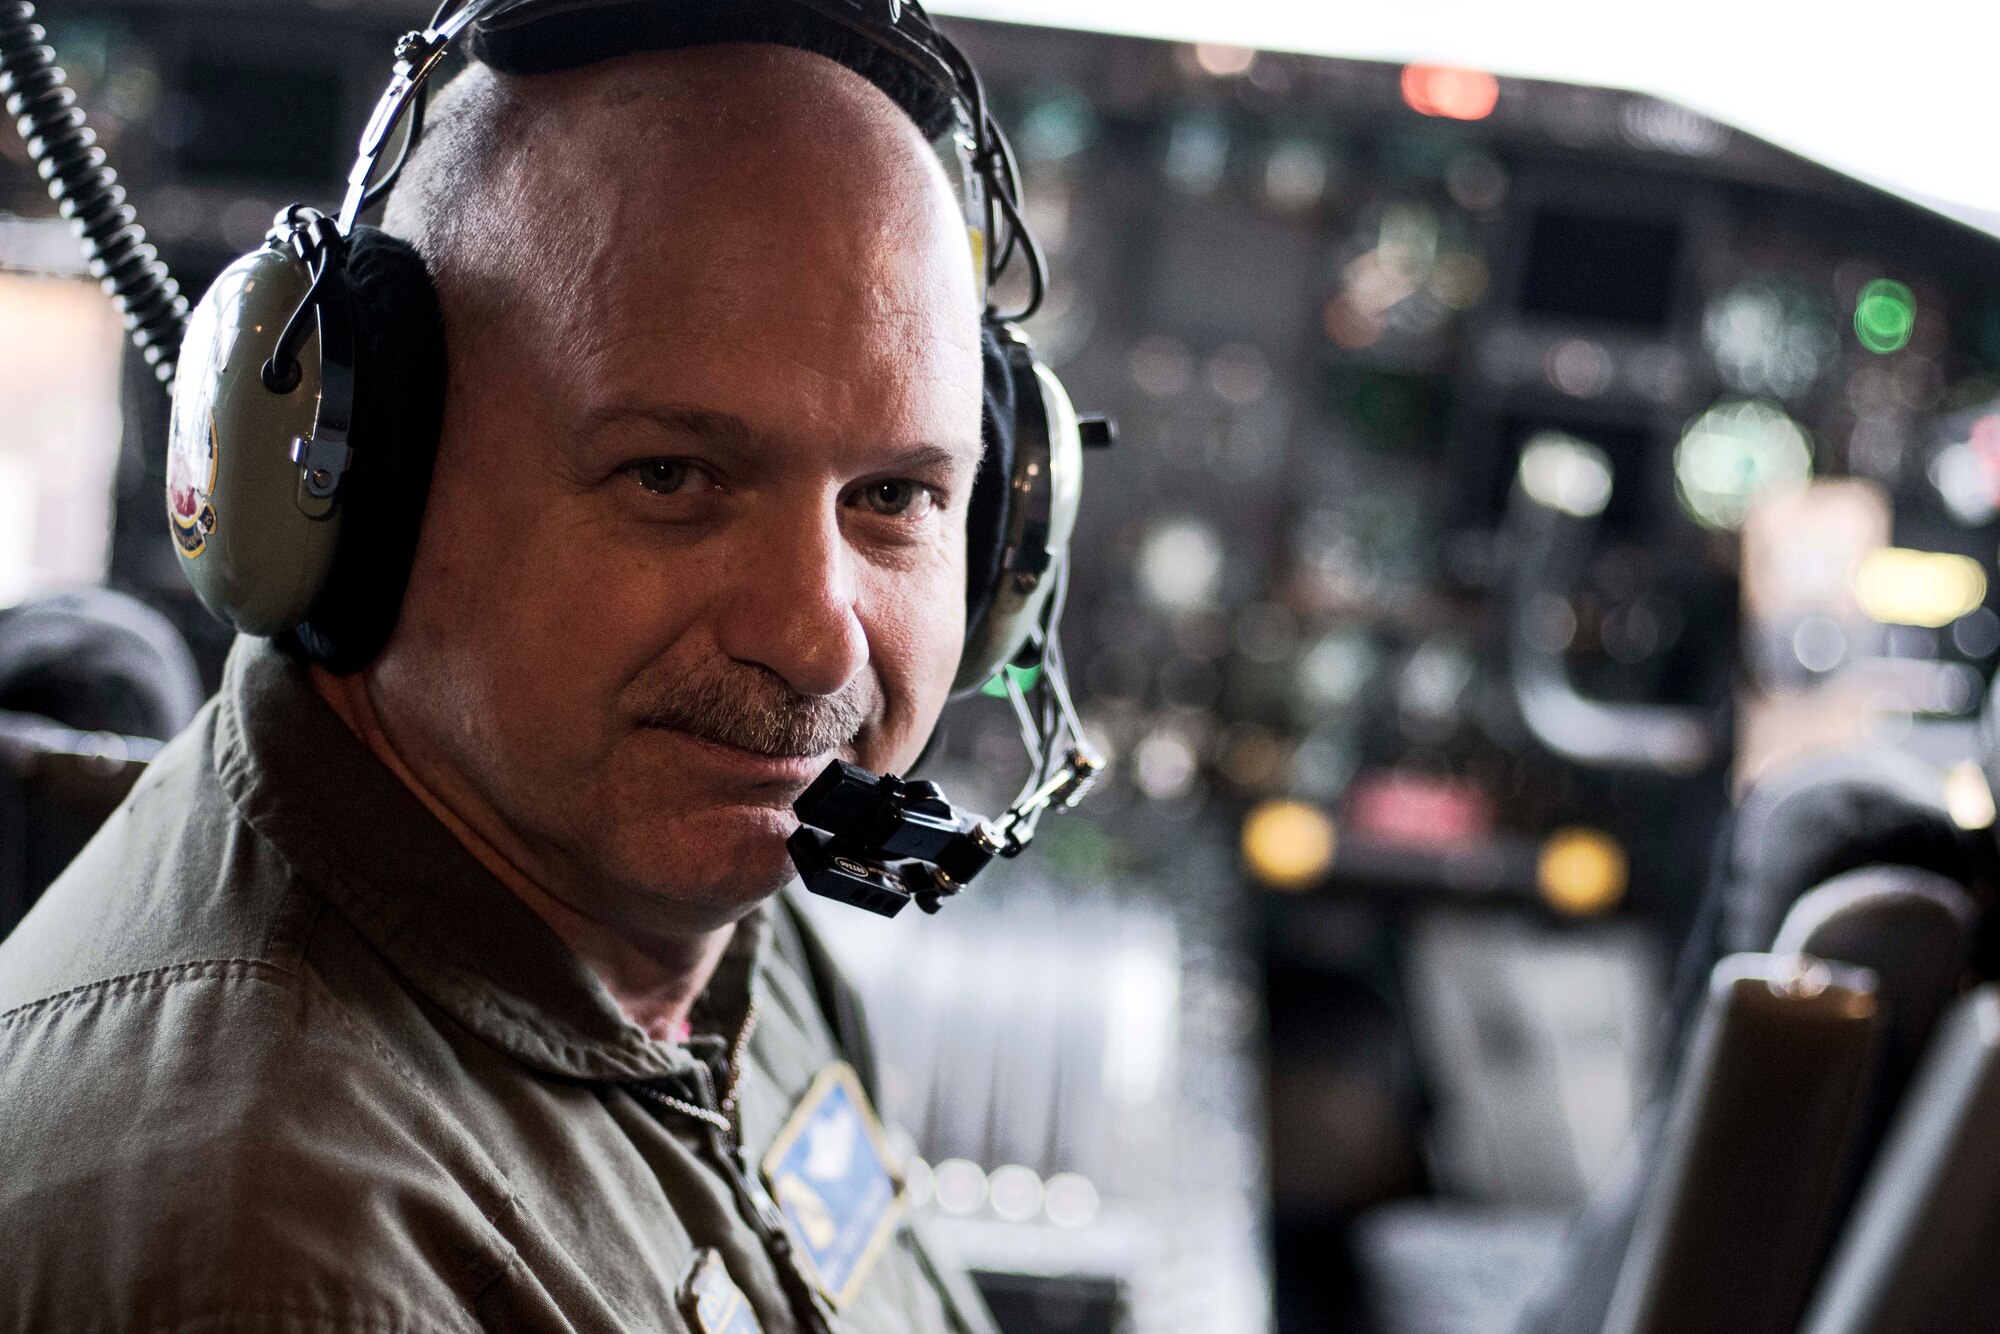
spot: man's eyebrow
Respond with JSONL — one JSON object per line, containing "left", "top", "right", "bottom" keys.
{"left": 582, "top": 403, "right": 983, "bottom": 471}
{"left": 583, "top": 402, "right": 758, "bottom": 452}
{"left": 875, "top": 442, "right": 982, "bottom": 475}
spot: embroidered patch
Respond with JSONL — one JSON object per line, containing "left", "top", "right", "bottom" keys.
{"left": 761, "top": 1061, "right": 904, "bottom": 1309}
{"left": 680, "top": 1248, "right": 764, "bottom": 1334}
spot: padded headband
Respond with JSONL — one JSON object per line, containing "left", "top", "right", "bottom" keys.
{"left": 470, "top": 0, "right": 961, "bottom": 138}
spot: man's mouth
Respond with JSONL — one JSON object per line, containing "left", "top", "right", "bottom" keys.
{"left": 648, "top": 724, "right": 837, "bottom": 791}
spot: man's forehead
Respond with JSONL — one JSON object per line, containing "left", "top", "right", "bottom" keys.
{"left": 495, "top": 46, "right": 960, "bottom": 252}
{"left": 474, "top": 50, "right": 979, "bottom": 343}
{"left": 404, "top": 47, "right": 985, "bottom": 457}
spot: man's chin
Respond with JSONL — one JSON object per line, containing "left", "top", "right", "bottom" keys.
{"left": 604, "top": 801, "right": 802, "bottom": 923}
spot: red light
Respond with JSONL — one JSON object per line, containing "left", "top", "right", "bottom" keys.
{"left": 1401, "top": 65, "right": 1500, "bottom": 121}
{"left": 1346, "top": 771, "right": 1493, "bottom": 850}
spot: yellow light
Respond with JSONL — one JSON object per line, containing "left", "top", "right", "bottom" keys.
{"left": 1242, "top": 800, "right": 1336, "bottom": 891}
{"left": 1945, "top": 760, "right": 1996, "bottom": 831}
{"left": 1853, "top": 547, "right": 1988, "bottom": 628}
{"left": 1537, "top": 827, "right": 1627, "bottom": 917}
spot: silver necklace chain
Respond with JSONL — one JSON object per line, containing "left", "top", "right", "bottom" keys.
{"left": 631, "top": 1083, "right": 733, "bottom": 1135}
{"left": 631, "top": 996, "right": 761, "bottom": 1140}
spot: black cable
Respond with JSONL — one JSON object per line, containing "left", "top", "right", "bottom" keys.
{"left": 356, "top": 88, "right": 425, "bottom": 218}
{"left": 930, "top": 23, "right": 1046, "bottom": 322}
{"left": 261, "top": 223, "right": 341, "bottom": 393}
{"left": 0, "top": 0, "right": 187, "bottom": 384}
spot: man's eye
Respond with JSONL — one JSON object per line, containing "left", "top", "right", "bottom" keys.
{"left": 630, "top": 460, "right": 694, "bottom": 495}
{"left": 856, "top": 480, "right": 936, "bottom": 519}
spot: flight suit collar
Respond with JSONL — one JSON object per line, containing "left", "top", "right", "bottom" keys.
{"left": 213, "top": 635, "right": 762, "bottom": 1083}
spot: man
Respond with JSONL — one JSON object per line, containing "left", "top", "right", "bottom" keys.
{"left": 0, "top": 24, "right": 1001, "bottom": 1334}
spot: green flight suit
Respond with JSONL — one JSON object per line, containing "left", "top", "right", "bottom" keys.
{"left": 0, "top": 637, "right": 994, "bottom": 1334}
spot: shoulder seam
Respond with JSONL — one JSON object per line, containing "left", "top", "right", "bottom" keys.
{"left": 0, "top": 957, "right": 296, "bottom": 1030}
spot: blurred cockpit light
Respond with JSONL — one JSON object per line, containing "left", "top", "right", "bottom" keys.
{"left": 1703, "top": 279, "right": 1837, "bottom": 399}
{"left": 1136, "top": 515, "right": 1225, "bottom": 613}
{"left": 0, "top": 245, "right": 125, "bottom": 609}
{"left": 1853, "top": 548, "right": 1988, "bottom": 629}
{"left": 1674, "top": 400, "right": 1813, "bottom": 530}
{"left": 1517, "top": 432, "right": 1613, "bottom": 518}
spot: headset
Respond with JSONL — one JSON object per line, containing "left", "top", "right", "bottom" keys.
{"left": 153, "top": 0, "right": 1106, "bottom": 915}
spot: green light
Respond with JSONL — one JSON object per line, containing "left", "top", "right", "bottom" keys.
{"left": 1854, "top": 278, "right": 1916, "bottom": 354}
{"left": 980, "top": 664, "right": 1043, "bottom": 698}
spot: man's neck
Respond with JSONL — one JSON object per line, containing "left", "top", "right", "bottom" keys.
{"left": 309, "top": 663, "right": 732, "bottom": 1043}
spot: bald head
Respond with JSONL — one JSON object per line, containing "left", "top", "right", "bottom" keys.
{"left": 384, "top": 45, "right": 975, "bottom": 365}
{"left": 354, "top": 44, "right": 987, "bottom": 936}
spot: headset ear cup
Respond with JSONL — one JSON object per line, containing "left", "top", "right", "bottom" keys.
{"left": 962, "top": 321, "right": 1016, "bottom": 661}
{"left": 954, "top": 324, "right": 1084, "bottom": 694}
{"left": 286, "top": 226, "right": 447, "bottom": 672}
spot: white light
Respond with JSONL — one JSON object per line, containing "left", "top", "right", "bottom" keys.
{"left": 1704, "top": 281, "right": 1833, "bottom": 398}
{"left": 1675, "top": 400, "right": 1813, "bottom": 531}
{"left": 1791, "top": 615, "right": 1847, "bottom": 673}
{"left": 1137, "top": 516, "right": 1225, "bottom": 612}
{"left": 1620, "top": 99, "right": 1730, "bottom": 156}
{"left": 0, "top": 455, "right": 36, "bottom": 609}
{"left": 1044, "top": 1172, "right": 1102, "bottom": 1228}
{"left": 1264, "top": 139, "right": 1328, "bottom": 210}
{"left": 0, "top": 274, "right": 125, "bottom": 608}
{"left": 1545, "top": 338, "right": 1613, "bottom": 397}
{"left": 1193, "top": 42, "right": 1256, "bottom": 76}
{"left": 1930, "top": 420, "right": 2000, "bottom": 526}
{"left": 1133, "top": 728, "right": 1199, "bottom": 801}
{"left": 987, "top": 1164, "right": 1045, "bottom": 1222}
{"left": 1103, "top": 935, "right": 1180, "bottom": 1106}
{"left": 1946, "top": 760, "right": 1996, "bottom": 831}
{"left": 932, "top": 1158, "right": 989, "bottom": 1216}
{"left": 1297, "top": 633, "right": 1376, "bottom": 708}
{"left": 1518, "top": 432, "right": 1613, "bottom": 518}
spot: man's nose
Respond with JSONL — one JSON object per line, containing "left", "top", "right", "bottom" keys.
{"left": 713, "top": 501, "right": 869, "bottom": 699}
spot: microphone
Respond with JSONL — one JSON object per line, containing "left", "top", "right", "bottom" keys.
{"left": 786, "top": 612, "right": 1100, "bottom": 917}
{"left": 787, "top": 747, "right": 1099, "bottom": 917}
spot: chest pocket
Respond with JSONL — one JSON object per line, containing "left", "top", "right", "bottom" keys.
{"left": 746, "top": 904, "right": 996, "bottom": 1334}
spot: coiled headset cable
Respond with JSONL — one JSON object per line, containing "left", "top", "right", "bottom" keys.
{"left": 0, "top": 0, "right": 188, "bottom": 383}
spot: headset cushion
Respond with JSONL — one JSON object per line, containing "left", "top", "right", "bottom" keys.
{"left": 470, "top": 0, "right": 958, "bottom": 139}
{"left": 963, "top": 321, "right": 1015, "bottom": 656}
{"left": 286, "top": 226, "right": 447, "bottom": 673}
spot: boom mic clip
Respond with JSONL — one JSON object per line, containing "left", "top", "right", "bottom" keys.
{"left": 788, "top": 573, "right": 1100, "bottom": 916}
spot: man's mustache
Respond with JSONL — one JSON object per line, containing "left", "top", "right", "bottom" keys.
{"left": 639, "top": 663, "right": 874, "bottom": 758}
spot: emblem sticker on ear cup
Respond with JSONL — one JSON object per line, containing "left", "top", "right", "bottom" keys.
{"left": 166, "top": 265, "right": 246, "bottom": 560}
{"left": 167, "top": 413, "right": 220, "bottom": 557}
